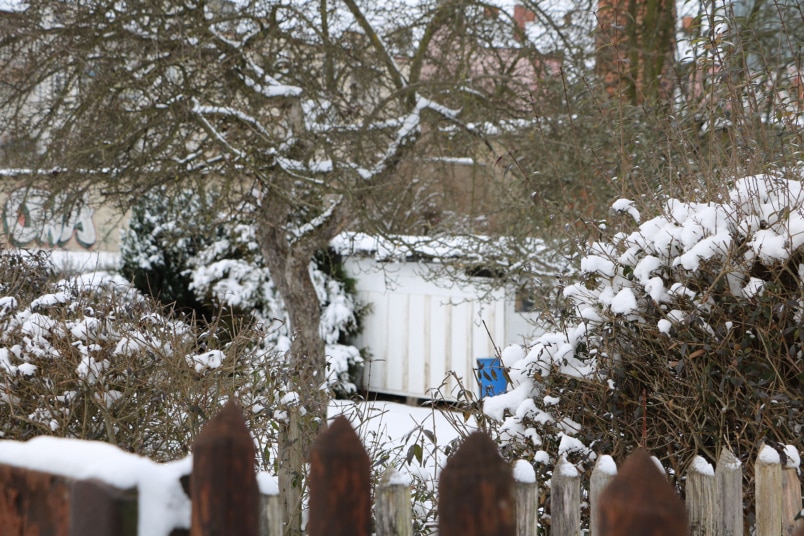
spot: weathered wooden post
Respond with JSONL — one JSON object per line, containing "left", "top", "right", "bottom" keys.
{"left": 0, "top": 465, "right": 72, "bottom": 535}
{"left": 376, "top": 466, "right": 413, "bottom": 536}
{"left": 259, "top": 493, "right": 283, "bottom": 536}
{"left": 513, "top": 460, "right": 539, "bottom": 536}
{"left": 755, "top": 444, "right": 783, "bottom": 536}
{"left": 438, "top": 431, "right": 515, "bottom": 536}
{"left": 551, "top": 456, "right": 580, "bottom": 536}
{"left": 71, "top": 478, "right": 138, "bottom": 536}
{"left": 191, "top": 400, "right": 260, "bottom": 536}
{"left": 686, "top": 456, "right": 716, "bottom": 536}
{"left": 714, "top": 448, "right": 742, "bottom": 536}
{"left": 781, "top": 446, "right": 803, "bottom": 536}
{"left": 596, "top": 448, "right": 688, "bottom": 536}
{"left": 308, "top": 416, "right": 371, "bottom": 536}
{"left": 590, "top": 455, "right": 617, "bottom": 536}
{"left": 278, "top": 406, "right": 304, "bottom": 536}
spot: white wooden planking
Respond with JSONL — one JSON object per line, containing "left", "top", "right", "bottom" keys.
{"left": 344, "top": 257, "right": 540, "bottom": 400}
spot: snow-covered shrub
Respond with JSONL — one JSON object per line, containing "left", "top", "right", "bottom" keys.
{"left": 187, "top": 221, "right": 366, "bottom": 397}
{"left": 0, "top": 249, "right": 277, "bottom": 461}
{"left": 120, "top": 188, "right": 366, "bottom": 397}
{"left": 485, "top": 174, "right": 804, "bottom": 521}
{"left": 121, "top": 187, "right": 213, "bottom": 316}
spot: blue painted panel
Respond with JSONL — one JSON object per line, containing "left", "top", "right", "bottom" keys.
{"left": 476, "top": 357, "right": 507, "bottom": 398}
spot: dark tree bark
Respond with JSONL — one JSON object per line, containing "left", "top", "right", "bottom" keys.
{"left": 596, "top": 0, "right": 677, "bottom": 104}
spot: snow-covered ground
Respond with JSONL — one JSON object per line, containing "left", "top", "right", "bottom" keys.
{"left": 0, "top": 399, "right": 472, "bottom": 536}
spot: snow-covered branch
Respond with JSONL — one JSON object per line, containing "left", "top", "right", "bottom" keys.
{"left": 288, "top": 195, "right": 344, "bottom": 245}
{"left": 360, "top": 94, "right": 461, "bottom": 179}
{"left": 190, "top": 99, "right": 246, "bottom": 160}
{"left": 241, "top": 58, "right": 303, "bottom": 99}
{"left": 191, "top": 103, "right": 273, "bottom": 140}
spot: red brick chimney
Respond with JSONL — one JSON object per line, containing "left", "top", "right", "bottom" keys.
{"left": 513, "top": 4, "right": 536, "bottom": 29}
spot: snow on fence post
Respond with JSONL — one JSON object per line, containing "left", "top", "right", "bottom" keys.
{"left": 438, "top": 431, "right": 515, "bottom": 536}
{"left": 781, "top": 446, "right": 803, "bottom": 536}
{"left": 714, "top": 448, "right": 742, "bottom": 536}
{"left": 590, "top": 455, "right": 616, "bottom": 536}
{"left": 551, "top": 456, "right": 580, "bottom": 536}
{"left": 686, "top": 456, "right": 716, "bottom": 536}
{"left": 755, "top": 444, "right": 783, "bottom": 536}
{"left": 308, "top": 416, "right": 371, "bottom": 536}
{"left": 375, "top": 466, "right": 413, "bottom": 536}
{"left": 191, "top": 400, "right": 260, "bottom": 536}
{"left": 513, "top": 460, "right": 539, "bottom": 536}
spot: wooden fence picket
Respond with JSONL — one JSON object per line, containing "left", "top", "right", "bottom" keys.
{"left": 756, "top": 445, "right": 783, "bottom": 536}
{"left": 514, "top": 478, "right": 539, "bottom": 536}
{"left": 714, "top": 448, "right": 743, "bottom": 536}
{"left": 307, "top": 415, "right": 371, "bottom": 536}
{"left": 551, "top": 456, "right": 580, "bottom": 536}
{"left": 686, "top": 456, "right": 716, "bottom": 536}
{"left": 596, "top": 448, "right": 689, "bottom": 536}
{"left": 376, "top": 467, "right": 413, "bottom": 536}
{"left": 259, "top": 493, "right": 282, "bottom": 536}
{"left": 190, "top": 400, "right": 260, "bottom": 536}
{"left": 0, "top": 464, "right": 73, "bottom": 536}
{"left": 590, "top": 455, "right": 616, "bottom": 536}
{"left": 71, "top": 478, "right": 138, "bottom": 536}
{"left": 438, "top": 431, "right": 515, "bottom": 536}
{"left": 782, "top": 461, "right": 803, "bottom": 536}
{"left": 1, "top": 400, "right": 802, "bottom": 536}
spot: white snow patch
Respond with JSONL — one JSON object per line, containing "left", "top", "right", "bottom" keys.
{"left": 186, "top": 350, "right": 225, "bottom": 373}
{"left": 690, "top": 456, "right": 714, "bottom": 476}
{"left": 784, "top": 445, "right": 800, "bottom": 469}
{"left": 611, "top": 198, "right": 641, "bottom": 223}
{"left": 513, "top": 459, "right": 536, "bottom": 483}
{"left": 257, "top": 471, "right": 279, "bottom": 495}
{"left": 759, "top": 444, "right": 781, "bottom": 465}
{"left": 595, "top": 455, "right": 617, "bottom": 476}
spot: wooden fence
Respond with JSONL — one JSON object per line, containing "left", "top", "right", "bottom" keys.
{"left": 0, "top": 400, "right": 802, "bottom": 536}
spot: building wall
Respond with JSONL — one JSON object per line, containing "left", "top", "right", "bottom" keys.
{"left": 344, "top": 256, "right": 542, "bottom": 400}
{"left": 0, "top": 184, "right": 127, "bottom": 252}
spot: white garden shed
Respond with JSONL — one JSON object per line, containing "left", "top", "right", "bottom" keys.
{"left": 331, "top": 233, "right": 553, "bottom": 401}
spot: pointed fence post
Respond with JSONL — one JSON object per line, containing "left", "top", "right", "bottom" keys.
{"left": 376, "top": 466, "right": 413, "bottom": 536}
{"left": 686, "top": 456, "right": 716, "bottom": 536}
{"left": 308, "top": 416, "right": 371, "bottom": 536}
{"left": 756, "top": 444, "right": 783, "bottom": 536}
{"left": 191, "top": 400, "right": 260, "bottom": 536}
{"left": 596, "top": 448, "right": 688, "bottom": 536}
{"left": 714, "top": 448, "right": 742, "bottom": 536}
{"left": 438, "top": 431, "right": 515, "bottom": 536}
{"left": 590, "top": 455, "right": 617, "bottom": 536}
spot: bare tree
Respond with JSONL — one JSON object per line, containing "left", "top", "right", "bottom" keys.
{"left": 0, "top": 0, "right": 549, "bottom": 532}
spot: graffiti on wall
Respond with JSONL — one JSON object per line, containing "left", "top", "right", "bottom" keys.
{"left": 2, "top": 188, "right": 96, "bottom": 249}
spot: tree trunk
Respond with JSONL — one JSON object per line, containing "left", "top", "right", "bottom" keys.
{"left": 596, "top": 0, "right": 677, "bottom": 104}
{"left": 255, "top": 193, "right": 348, "bottom": 536}
{"left": 261, "top": 242, "right": 328, "bottom": 536}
